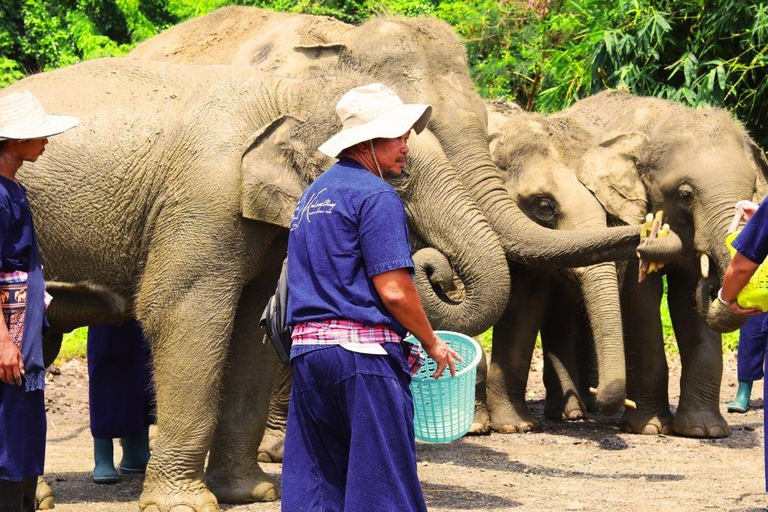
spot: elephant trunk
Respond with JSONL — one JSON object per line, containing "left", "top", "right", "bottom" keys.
{"left": 400, "top": 132, "right": 510, "bottom": 335}
{"left": 699, "top": 197, "right": 753, "bottom": 331}
{"left": 575, "top": 262, "right": 626, "bottom": 416}
{"left": 428, "top": 115, "right": 641, "bottom": 267}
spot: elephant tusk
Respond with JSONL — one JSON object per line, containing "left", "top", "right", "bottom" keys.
{"left": 700, "top": 253, "right": 710, "bottom": 279}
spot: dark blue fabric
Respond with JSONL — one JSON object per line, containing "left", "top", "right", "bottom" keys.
{"left": 0, "top": 386, "right": 45, "bottom": 481}
{"left": 0, "top": 176, "right": 47, "bottom": 482}
{"left": 0, "top": 176, "right": 46, "bottom": 392}
{"left": 736, "top": 313, "right": 767, "bottom": 382}
{"left": 87, "top": 319, "right": 156, "bottom": 439}
{"left": 286, "top": 158, "right": 414, "bottom": 337}
{"left": 282, "top": 344, "right": 426, "bottom": 512}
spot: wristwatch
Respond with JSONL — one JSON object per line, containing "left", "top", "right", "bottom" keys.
{"left": 717, "top": 288, "right": 737, "bottom": 307}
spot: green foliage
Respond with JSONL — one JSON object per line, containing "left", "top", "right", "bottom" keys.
{"left": 55, "top": 327, "right": 88, "bottom": 362}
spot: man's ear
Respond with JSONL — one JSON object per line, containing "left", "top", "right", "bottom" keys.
{"left": 240, "top": 116, "right": 309, "bottom": 227}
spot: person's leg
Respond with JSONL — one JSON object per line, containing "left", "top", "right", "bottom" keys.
{"left": 282, "top": 349, "right": 350, "bottom": 512}
{"left": 92, "top": 438, "right": 119, "bottom": 484}
{"left": 344, "top": 344, "right": 427, "bottom": 512}
{"left": 19, "top": 478, "right": 36, "bottom": 512}
{"left": 119, "top": 426, "right": 150, "bottom": 473}
{"left": 729, "top": 316, "right": 765, "bottom": 412}
{"left": 0, "top": 479, "right": 24, "bottom": 512}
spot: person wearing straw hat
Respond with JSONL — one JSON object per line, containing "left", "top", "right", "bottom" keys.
{"left": 0, "top": 90, "right": 78, "bottom": 512}
{"left": 282, "top": 83, "right": 461, "bottom": 511}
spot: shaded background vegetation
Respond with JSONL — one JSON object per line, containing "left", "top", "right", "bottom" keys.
{"left": 0, "top": 0, "right": 753, "bottom": 355}
{"left": 2, "top": 0, "right": 766, "bottom": 145}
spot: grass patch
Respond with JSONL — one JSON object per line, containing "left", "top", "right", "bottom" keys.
{"left": 55, "top": 327, "right": 88, "bottom": 363}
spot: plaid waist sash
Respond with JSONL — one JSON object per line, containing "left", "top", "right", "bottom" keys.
{"left": 0, "top": 271, "right": 29, "bottom": 353}
{"left": 293, "top": 319, "right": 424, "bottom": 375}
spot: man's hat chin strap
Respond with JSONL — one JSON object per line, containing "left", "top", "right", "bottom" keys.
{"left": 369, "top": 140, "right": 384, "bottom": 180}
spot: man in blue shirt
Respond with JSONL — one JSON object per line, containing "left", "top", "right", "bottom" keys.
{"left": 282, "top": 83, "right": 461, "bottom": 512}
{"left": 715, "top": 198, "right": 768, "bottom": 509}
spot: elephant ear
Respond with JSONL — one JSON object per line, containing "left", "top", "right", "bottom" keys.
{"left": 575, "top": 132, "right": 649, "bottom": 225}
{"left": 745, "top": 137, "right": 768, "bottom": 203}
{"left": 240, "top": 116, "right": 309, "bottom": 228}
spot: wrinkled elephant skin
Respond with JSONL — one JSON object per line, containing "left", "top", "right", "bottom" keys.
{"left": 7, "top": 58, "right": 509, "bottom": 511}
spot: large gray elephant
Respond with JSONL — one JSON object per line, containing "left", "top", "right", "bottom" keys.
{"left": 130, "top": 7, "right": 682, "bottom": 441}
{"left": 7, "top": 58, "right": 511, "bottom": 512}
{"left": 473, "top": 101, "right": 626, "bottom": 433}
{"left": 554, "top": 89, "right": 768, "bottom": 437}
{"left": 128, "top": 6, "right": 678, "bottom": 271}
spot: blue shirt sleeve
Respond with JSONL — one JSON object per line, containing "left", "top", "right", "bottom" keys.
{"left": 0, "top": 191, "right": 10, "bottom": 268}
{"left": 733, "top": 198, "right": 768, "bottom": 264}
{"left": 358, "top": 190, "right": 414, "bottom": 277}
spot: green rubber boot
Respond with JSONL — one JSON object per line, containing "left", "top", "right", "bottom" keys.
{"left": 92, "top": 437, "right": 120, "bottom": 484}
{"left": 119, "top": 426, "right": 150, "bottom": 474}
{"left": 727, "top": 380, "right": 753, "bottom": 413}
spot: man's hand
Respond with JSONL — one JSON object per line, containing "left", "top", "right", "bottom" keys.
{"left": 736, "top": 200, "right": 759, "bottom": 222}
{"left": 0, "top": 334, "right": 23, "bottom": 385}
{"left": 371, "top": 269, "right": 463, "bottom": 378}
{"left": 421, "top": 334, "right": 463, "bottom": 379}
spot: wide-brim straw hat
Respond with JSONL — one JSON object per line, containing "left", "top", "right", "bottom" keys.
{"left": 318, "top": 83, "right": 432, "bottom": 158}
{"left": 0, "top": 90, "right": 79, "bottom": 140}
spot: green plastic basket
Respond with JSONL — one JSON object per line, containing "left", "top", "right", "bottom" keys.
{"left": 405, "top": 331, "right": 482, "bottom": 443}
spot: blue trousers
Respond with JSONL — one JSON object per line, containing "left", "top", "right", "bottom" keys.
{"left": 282, "top": 344, "right": 427, "bottom": 512}
{"left": 87, "top": 320, "right": 156, "bottom": 439}
{"left": 0, "top": 384, "right": 45, "bottom": 481}
{"left": 737, "top": 313, "right": 768, "bottom": 382}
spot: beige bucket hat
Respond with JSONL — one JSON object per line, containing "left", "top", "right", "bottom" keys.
{"left": 318, "top": 83, "right": 432, "bottom": 158}
{"left": 0, "top": 90, "right": 79, "bottom": 140}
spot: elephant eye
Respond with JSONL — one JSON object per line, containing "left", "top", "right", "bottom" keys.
{"left": 530, "top": 194, "right": 558, "bottom": 221}
{"left": 678, "top": 183, "right": 695, "bottom": 203}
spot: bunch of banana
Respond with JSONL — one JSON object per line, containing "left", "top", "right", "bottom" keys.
{"left": 639, "top": 211, "right": 670, "bottom": 282}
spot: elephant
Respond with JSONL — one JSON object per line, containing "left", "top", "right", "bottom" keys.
{"left": 7, "top": 58, "right": 512, "bottom": 511}
{"left": 552, "top": 89, "right": 768, "bottom": 437}
{"left": 471, "top": 100, "right": 627, "bottom": 433}
{"left": 128, "top": 6, "right": 679, "bottom": 272}
{"left": 130, "top": 7, "right": 683, "bottom": 459}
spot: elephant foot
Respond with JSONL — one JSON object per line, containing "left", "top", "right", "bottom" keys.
{"left": 257, "top": 428, "right": 285, "bottom": 463}
{"left": 672, "top": 407, "right": 729, "bottom": 438}
{"left": 619, "top": 407, "right": 673, "bottom": 435}
{"left": 139, "top": 478, "right": 220, "bottom": 512}
{"left": 467, "top": 403, "right": 491, "bottom": 435}
{"left": 544, "top": 396, "right": 587, "bottom": 421}
{"left": 489, "top": 400, "right": 541, "bottom": 433}
{"left": 35, "top": 477, "right": 54, "bottom": 510}
{"left": 206, "top": 466, "right": 279, "bottom": 504}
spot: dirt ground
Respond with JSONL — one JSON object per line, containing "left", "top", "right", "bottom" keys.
{"left": 43, "top": 349, "right": 767, "bottom": 512}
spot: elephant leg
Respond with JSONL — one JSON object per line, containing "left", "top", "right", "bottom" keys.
{"left": 618, "top": 264, "right": 673, "bottom": 435}
{"left": 42, "top": 331, "right": 63, "bottom": 369}
{"left": 206, "top": 274, "right": 281, "bottom": 503}
{"left": 667, "top": 271, "right": 728, "bottom": 438}
{"left": 258, "top": 364, "right": 293, "bottom": 462}
{"left": 136, "top": 274, "right": 242, "bottom": 512}
{"left": 487, "top": 267, "right": 549, "bottom": 433}
{"left": 35, "top": 477, "right": 53, "bottom": 510}
{"left": 575, "top": 319, "right": 598, "bottom": 413}
{"left": 468, "top": 347, "right": 490, "bottom": 434}
{"left": 541, "top": 287, "right": 587, "bottom": 421}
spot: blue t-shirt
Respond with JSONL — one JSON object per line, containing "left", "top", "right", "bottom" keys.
{"left": 286, "top": 158, "right": 414, "bottom": 337}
